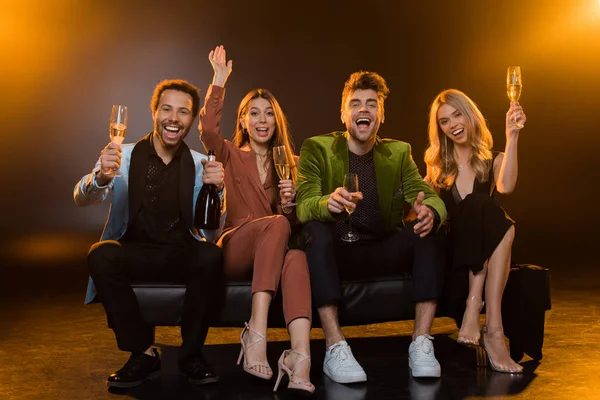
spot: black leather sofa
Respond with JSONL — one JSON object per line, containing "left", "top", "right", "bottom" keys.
{"left": 132, "top": 263, "right": 551, "bottom": 361}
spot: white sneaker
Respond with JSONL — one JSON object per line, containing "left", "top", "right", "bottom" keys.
{"left": 323, "top": 340, "right": 367, "bottom": 383}
{"left": 408, "top": 335, "right": 441, "bottom": 378}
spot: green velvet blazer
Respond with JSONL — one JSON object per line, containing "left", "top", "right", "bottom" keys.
{"left": 296, "top": 131, "right": 446, "bottom": 233}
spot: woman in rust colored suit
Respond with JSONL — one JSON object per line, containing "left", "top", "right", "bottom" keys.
{"left": 199, "top": 46, "right": 313, "bottom": 395}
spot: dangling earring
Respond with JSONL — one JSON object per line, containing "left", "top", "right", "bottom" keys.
{"left": 444, "top": 135, "right": 448, "bottom": 170}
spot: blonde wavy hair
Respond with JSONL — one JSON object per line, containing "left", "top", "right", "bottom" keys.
{"left": 424, "top": 89, "right": 493, "bottom": 190}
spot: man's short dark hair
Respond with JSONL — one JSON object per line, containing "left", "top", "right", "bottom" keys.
{"left": 150, "top": 79, "right": 201, "bottom": 116}
{"left": 341, "top": 71, "right": 390, "bottom": 111}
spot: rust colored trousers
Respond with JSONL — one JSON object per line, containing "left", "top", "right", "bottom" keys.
{"left": 220, "top": 215, "right": 311, "bottom": 325}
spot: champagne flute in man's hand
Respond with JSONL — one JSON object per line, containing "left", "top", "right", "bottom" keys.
{"left": 341, "top": 173, "right": 360, "bottom": 243}
{"left": 109, "top": 105, "right": 127, "bottom": 177}
{"left": 110, "top": 105, "right": 127, "bottom": 144}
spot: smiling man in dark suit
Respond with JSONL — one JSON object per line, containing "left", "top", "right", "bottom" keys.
{"left": 74, "top": 79, "right": 226, "bottom": 388}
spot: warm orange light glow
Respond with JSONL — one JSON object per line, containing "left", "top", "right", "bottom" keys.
{"left": 472, "top": 1, "right": 600, "bottom": 82}
{"left": 2, "top": 234, "right": 93, "bottom": 263}
{"left": 0, "top": 2, "right": 109, "bottom": 105}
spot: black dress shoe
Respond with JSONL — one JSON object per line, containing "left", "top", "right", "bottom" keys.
{"left": 107, "top": 348, "right": 161, "bottom": 388}
{"left": 180, "top": 354, "right": 219, "bottom": 385}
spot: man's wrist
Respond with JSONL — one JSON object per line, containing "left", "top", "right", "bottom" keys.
{"left": 95, "top": 171, "right": 112, "bottom": 187}
{"left": 426, "top": 205, "right": 441, "bottom": 229}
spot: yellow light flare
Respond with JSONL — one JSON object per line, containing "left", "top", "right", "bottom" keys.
{"left": 0, "top": 2, "right": 68, "bottom": 87}
{"left": 517, "top": 1, "right": 600, "bottom": 77}
{"left": 469, "top": 1, "right": 600, "bottom": 84}
{"left": 0, "top": 1, "right": 109, "bottom": 104}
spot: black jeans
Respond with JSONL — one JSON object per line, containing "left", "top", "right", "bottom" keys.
{"left": 87, "top": 240, "right": 223, "bottom": 361}
{"left": 302, "top": 221, "right": 445, "bottom": 307}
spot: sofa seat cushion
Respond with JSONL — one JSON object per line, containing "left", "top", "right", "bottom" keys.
{"left": 132, "top": 274, "right": 416, "bottom": 327}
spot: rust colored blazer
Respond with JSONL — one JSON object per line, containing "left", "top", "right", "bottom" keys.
{"left": 199, "top": 84, "right": 298, "bottom": 244}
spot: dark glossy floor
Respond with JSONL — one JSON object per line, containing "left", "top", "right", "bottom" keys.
{"left": 1, "top": 236, "right": 599, "bottom": 400}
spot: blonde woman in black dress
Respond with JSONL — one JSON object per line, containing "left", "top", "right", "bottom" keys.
{"left": 424, "top": 89, "right": 526, "bottom": 374}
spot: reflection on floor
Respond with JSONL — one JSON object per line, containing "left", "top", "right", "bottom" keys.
{"left": 1, "top": 252, "right": 599, "bottom": 399}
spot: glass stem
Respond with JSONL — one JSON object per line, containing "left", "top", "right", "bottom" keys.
{"left": 348, "top": 214, "right": 353, "bottom": 234}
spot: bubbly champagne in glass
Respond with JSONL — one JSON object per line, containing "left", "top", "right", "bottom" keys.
{"left": 275, "top": 163, "right": 290, "bottom": 181}
{"left": 110, "top": 105, "right": 128, "bottom": 144}
{"left": 344, "top": 193, "right": 360, "bottom": 215}
{"left": 507, "top": 84, "right": 522, "bottom": 102}
{"left": 341, "top": 173, "right": 359, "bottom": 242}
{"left": 110, "top": 123, "right": 127, "bottom": 144}
{"left": 273, "top": 145, "right": 296, "bottom": 206}
{"left": 109, "top": 105, "right": 128, "bottom": 176}
{"left": 506, "top": 66, "right": 524, "bottom": 128}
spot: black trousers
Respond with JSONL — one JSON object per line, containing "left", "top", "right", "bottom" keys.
{"left": 87, "top": 240, "right": 223, "bottom": 361}
{"left": 302, "top": 221, "right": 445, "bottom": 307}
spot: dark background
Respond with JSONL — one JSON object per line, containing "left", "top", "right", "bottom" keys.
{"left": 1, "top": 0, "right": 599, "bottom": 271}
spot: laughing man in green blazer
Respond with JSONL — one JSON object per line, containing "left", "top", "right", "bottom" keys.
{"left": 296, "top": 71, "right": 447, "bottom": 382}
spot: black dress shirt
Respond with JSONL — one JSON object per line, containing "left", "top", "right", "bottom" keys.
{"left": 124, "top": 138, "right": 193, "bottom": 245}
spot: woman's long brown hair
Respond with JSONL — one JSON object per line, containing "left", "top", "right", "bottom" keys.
{"left": 233, "top": 89, "right": 297, "bottom": 207}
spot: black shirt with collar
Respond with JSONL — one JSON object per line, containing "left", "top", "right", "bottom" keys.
{"left": 123, "top": 137, "right": 193, "bottom": 245}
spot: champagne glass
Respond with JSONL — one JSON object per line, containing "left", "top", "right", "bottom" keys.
{"left": 273, "top": 145, "right": 296, "bottom": 207}
{"left": 506, "top": 66, "right": 524, "bottom": 128}
{"left": 109, "top": 105, "right": 127, "bottom": 176}
{"left": 341, "top": 173, "right": 360, "bottom": 243}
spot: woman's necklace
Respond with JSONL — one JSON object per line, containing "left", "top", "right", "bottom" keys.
{"left": 455, "top": 151, "right": 469, "bottom": 173}
{"left": 255, "top": 152, "right": 270, "bottom": 183}
{"left": 257, "top": 159, "right": 268, "bottom": 176}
